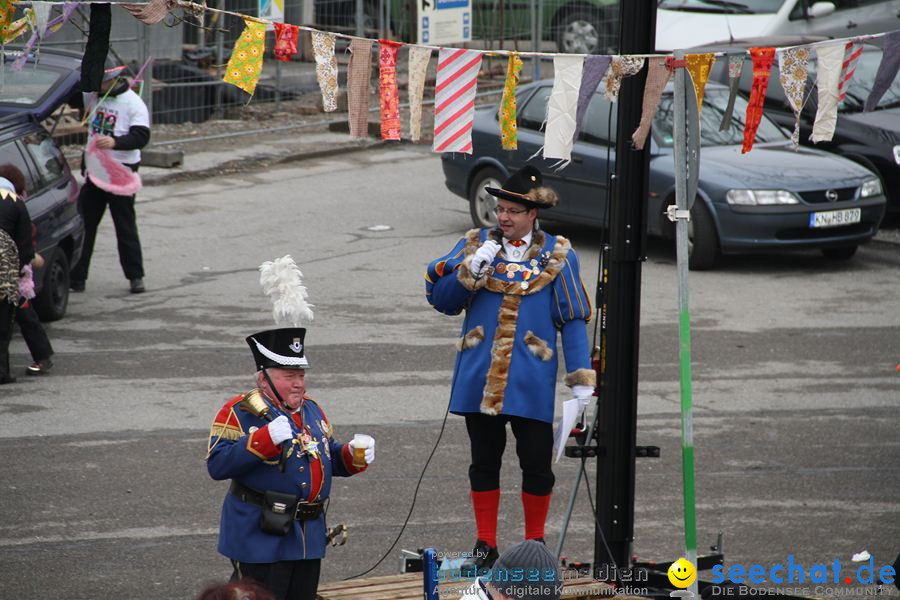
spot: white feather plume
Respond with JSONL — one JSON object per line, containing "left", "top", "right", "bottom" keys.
{"left": 258, "top": 255, "right": 314, "bottom": 327}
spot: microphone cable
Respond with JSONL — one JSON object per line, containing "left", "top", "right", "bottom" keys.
{"left": 344, "top": 269, "right": 478, "bottom": 580}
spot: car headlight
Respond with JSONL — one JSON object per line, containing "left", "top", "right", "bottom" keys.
{"left": 726, "top": 190, "right": 800, "bottom": 205}
{"left": 893, "top": 145, "right": 900, "bottom": 166}
{"left": 860, "top": 178, "right": 883, "bottom": 198}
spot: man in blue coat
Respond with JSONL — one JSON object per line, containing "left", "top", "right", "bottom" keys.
{"left": 425, "top": 166, "right": 595, "bottom": 572}
{"left": 207, "top": 327, "right": 375, "bottom": 600}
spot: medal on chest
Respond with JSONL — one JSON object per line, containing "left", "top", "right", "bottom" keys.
{"left": 297, "top": 427, "right": 320, "bottom": 460}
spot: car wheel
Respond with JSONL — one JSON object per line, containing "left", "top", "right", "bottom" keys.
{"left": 33, "top": 248, "right": 70, "bottom": 322}
{"left": 555, "top": 7, "right": 612, "bottom": 55}
{"left": 821, "top": 245, "right": 857, "bottom": 260}
{"left": 469, "top": 168, "right": 503, "bottom": 229}
{"left": 688, "top": 200, "right": 719, "bottom": 271}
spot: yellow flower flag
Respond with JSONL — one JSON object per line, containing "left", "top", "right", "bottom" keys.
{"left": 223, "top": 18, "right": 266, "bottom": 95}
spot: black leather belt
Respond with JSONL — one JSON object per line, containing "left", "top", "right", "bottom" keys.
{"left": 230, "top": 481, "right": 325, "bottom": 520}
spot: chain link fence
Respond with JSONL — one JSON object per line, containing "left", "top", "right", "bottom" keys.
{"left": 34, "top": 0, "right": 620, "bottom": 129}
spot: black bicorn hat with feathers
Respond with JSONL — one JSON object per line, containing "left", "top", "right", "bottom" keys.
{"left": 485, "top": 165, "right": 559, "bottom": 210}
{"left": 246, "top": 256, "right": 315, "bottom": 371}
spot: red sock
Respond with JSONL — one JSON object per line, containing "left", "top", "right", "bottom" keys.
{"left": 522, "top": 491, "right": 552, "bottom": 540}
{"left": 471, "top": 489, "right": 500, "bottom": 548}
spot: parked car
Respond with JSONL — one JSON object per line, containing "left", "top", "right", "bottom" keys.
{"left": 441, "top": 80, "right": 887, "bottom": 269}
{"left": 313, "top": 0, "right": 617, "bottom": 54}
{"left": 0, "top": 48, "right": 84, "bottom": 320}
{"left": 656, "top": 0, "right": 900, "bottom": 51}
{"left": 700, "top": 38, "right": 900, "bottom": 213}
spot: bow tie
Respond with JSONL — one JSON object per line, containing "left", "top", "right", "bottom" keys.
{"left": 508, "top": 239, "right": 527, "bottom": 247}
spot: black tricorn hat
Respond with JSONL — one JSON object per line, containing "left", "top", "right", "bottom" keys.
{"left": 246, "top": 328, "right": 310, "bottom": 371}
{"left": 485, "top": 165, "right": 559, "bottom": 210}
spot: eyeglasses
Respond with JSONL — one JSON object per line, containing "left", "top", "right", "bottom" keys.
{"left": 492, "top": 206, "right": 528, "bottom": 216}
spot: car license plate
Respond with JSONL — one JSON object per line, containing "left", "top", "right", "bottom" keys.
{"left": 809, "top": 208, "right": 861, "bottom": 228}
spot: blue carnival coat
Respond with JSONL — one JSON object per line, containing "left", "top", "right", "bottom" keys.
{"left": 425, "top": 228, "right": 595, "bottom": 424}
{"left": 207, "top": 393, "right": 366, "bottom": 563}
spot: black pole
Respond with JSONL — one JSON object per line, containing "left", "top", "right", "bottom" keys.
{"left": 594, "top": 0, "right": 657, "bottom": 575}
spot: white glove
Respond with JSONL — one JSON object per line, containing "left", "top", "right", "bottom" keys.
{"left": 266, "top": 415, "right": 293, "bottom": 445}
{"left": 572, "top": 384, "right": 594, "bottom": 411}
{"left": 350, "top": 434, "right": 376, "bottom": 464}
{"left": 471, "top": 240, "right": 501, "bottom": 277}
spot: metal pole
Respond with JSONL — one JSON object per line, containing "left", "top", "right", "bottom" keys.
{"left": 536, "top": 0, "right": 543, "bottom": 77}
{"left": 215, "top": 4, "right": 224, "bottom": 117}
{"left": 530, "top": 0, "right": 538, "bottom": 80}
{"left": 379, "top": 0, "right": 385, "bottom": 38}
{"left": 356, "top": 0, "right": 364, "bottom": 37}
{"left": 594, "top": 0, "right": 655, "bottom": 575}
{"left": 139, "top": 18, "right": 153, "bottom": 116}
{"left": 671, "top": 48, "right": 699, "bottom": 598}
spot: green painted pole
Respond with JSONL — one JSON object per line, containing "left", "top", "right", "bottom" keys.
{"left": 672, "top": 48, "right": 698, "bottom": 597}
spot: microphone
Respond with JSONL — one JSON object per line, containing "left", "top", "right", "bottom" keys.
{"left": 475, "top": 229, "right": 503, "bottom": 276}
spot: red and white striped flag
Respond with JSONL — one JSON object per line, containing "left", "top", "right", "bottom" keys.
{"left": 433, "top": 48, "right": 483, "bottom": 154}
{"left": 838, "top": 41, "right": 863, "bottom": 102}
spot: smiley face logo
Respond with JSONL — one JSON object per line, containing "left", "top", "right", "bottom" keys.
{"left": 668, "top": 558, "right": 696, "bottom": 589}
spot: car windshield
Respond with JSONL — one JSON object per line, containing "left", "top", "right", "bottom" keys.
{"left": 653, "top": 87, "right": 789, "bottom": 147}
{"left": 657, "top": 0, "right": 784, "bottom": 14}
{"left": 834, "top": 50, "right": 900, "bottom": 112}
{"left": 0, "top": 59, "right": 64, "bottom": 106}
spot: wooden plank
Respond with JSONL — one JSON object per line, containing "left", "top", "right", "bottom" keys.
{"left": 318, "top": 574, "right": 639, "bottom": 600}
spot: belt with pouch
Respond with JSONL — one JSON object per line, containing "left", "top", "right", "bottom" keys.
{"left": 230, "top": 480, "right": 325, "bottom": 520}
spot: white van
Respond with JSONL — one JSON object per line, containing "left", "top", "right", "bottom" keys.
{"left": 656, "top": 0, "right": 900, "bottom": 51}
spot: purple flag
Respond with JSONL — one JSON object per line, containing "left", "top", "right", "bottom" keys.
{"left": 864, "top": 31, "right": 900, "bottom": 112}
{"left": 573, "top": 55, "right": 611, "bottom": 141}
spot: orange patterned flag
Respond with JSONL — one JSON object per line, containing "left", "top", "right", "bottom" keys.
{"left": 742, "top": 47, "right": 775, "bottom": 154}
{"left": 223, "top": 18, "right": 266, "bottom": 96}
{"left": 379, "top": 40, "right": 403, "bottom": 141}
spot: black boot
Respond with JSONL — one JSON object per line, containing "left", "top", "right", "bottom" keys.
{"left": 461, "top": 539, "right": 499, "bottom": 577}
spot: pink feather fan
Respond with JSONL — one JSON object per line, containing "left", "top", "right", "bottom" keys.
{"left": 84, "top": 137, "right": 143, "bottom": 196}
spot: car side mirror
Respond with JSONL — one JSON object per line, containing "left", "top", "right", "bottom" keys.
{"left": 808, "top": 2, "right": 836, "bottom": 18}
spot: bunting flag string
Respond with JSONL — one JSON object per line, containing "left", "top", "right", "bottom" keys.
{"left": 719, "top": 54, "right": 744, "bottom": 131}
{"left": 685, "top": 52, "right": 715, "bottom": 113}
{"left": 499, "top": 52, "right": 522, "bottom": 150}
{"left": 837, "top": 41, "right": 863, "bottom": 103}
{"left": 742, "top": 47, "right": 775, "bottom": 155}
{"left": 605, "top": 56, "right": 644, "bottom": 103}
{"left": 809, "top": 42, "right": 845, "bottom": 143}
{"left": 865, "top": 30, "right": 900, "bottom": 112}
{"left": 632, "top": 57, "right": 672, "bottom": 150}
{"left": 11, "top": 1, "right": 76, "bottom": 71}
{"left": 311, "top": 31, "right": 337, "bottom": 112}
{"left": 432, "top": 48, "right": 482, "bottom": 154}
{"left": 273, "top": 22, "right": 298, "bottom": 62}
{"left": 120, "top": 0, "right": 174, "bottom": 25}
{"left": 543, "top": 54, "right": 582, "bottom": 162}
{"left": 347, "top": 38, "right": 374, "bottom": 138}
{"left": 222, "top": 17, "right": 266, "bottom": 96}
{"left": 407, "top": 45, "right": 432, "bottom": 142}
{"left": 573, "top": 54, "right": 611, "bottom": 142}
{"left": 379, "top": 39, "right": 403, "bottom": 141}
{"left": 777, "top": 46, "right": 809, "bottom": 148}
{"left": 4, "top": 0, "right": 899, "bottom": 160}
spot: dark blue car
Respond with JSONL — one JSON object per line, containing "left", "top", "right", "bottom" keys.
{"left": 441, "top": 80, "right": 887, "bottom": 269}
{"left": 0, "top": 48, "right": 84, "bottom": 320}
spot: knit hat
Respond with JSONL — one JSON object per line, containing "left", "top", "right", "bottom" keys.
{"left": 488, "top": 540, "right": 562, "bottom": 600}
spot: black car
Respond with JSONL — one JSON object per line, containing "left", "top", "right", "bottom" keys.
{"left": 0, "top": 49, "right": 84, "bottom": 320}
{"left": 703, "top": 38, "right": 900, "bottom": 212}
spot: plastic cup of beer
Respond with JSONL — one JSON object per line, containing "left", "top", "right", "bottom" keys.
{"left": 351, "top": 434, "right": 367, "bottom": 468}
